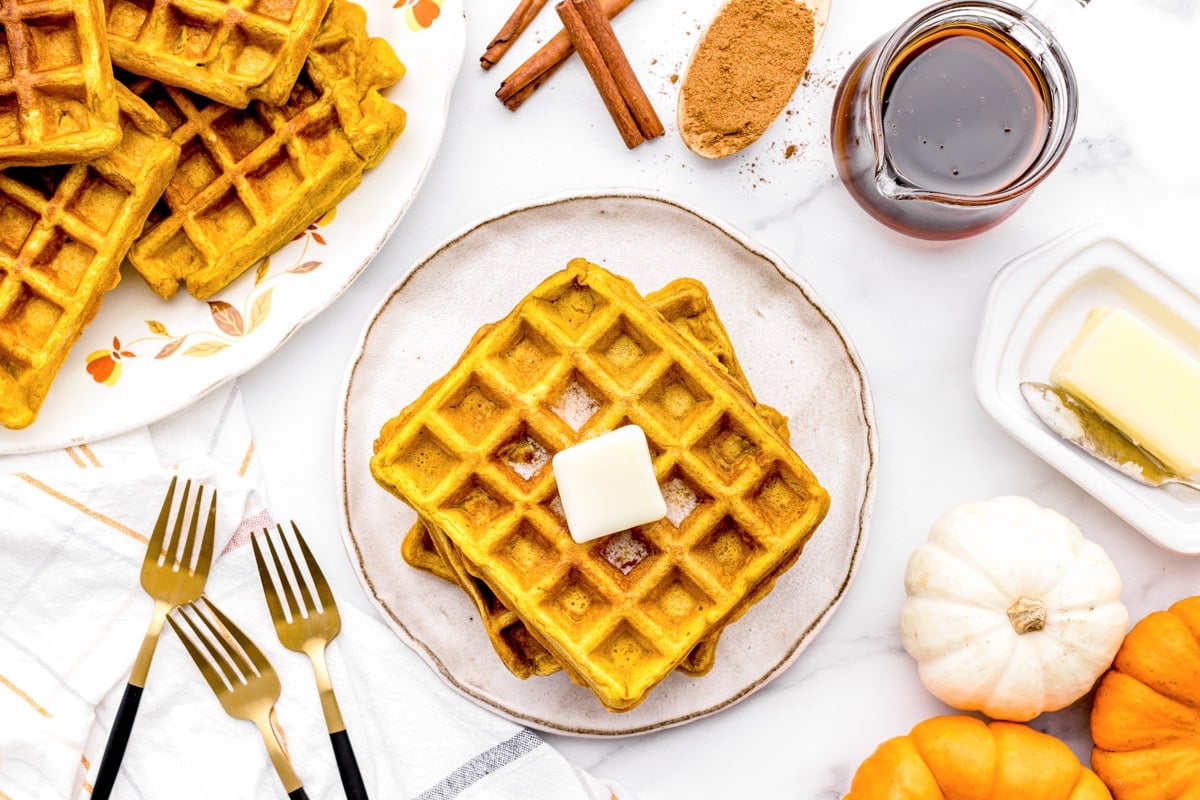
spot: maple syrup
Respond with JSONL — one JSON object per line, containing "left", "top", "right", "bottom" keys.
{"left": 881, "top": 25, "right": 1050, "bottom": 196}
{"left": 830, "top": 1, "right": 1079, "bottom": 239}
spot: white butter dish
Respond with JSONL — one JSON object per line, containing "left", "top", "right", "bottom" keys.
{"left": 974, "top": 224, "right": 1200, "bottom": 554}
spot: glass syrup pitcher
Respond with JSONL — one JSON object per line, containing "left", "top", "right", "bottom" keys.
{"left": 830, "top": 0, "right": 1088, "bottom": 240}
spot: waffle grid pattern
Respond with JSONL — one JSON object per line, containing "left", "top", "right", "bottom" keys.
{"left": 124, "top": 0, "right": 405, "bottom": 300}
{"left": 420, "top": 520, "right": 564, "bottom": 678}
{"left": 373, "top": 262, "right": 830, "bottom": 711}
{"left": 0, "top": 0, "right": 120, "bottom": 167}
{"left": 103, "top": 0, "right": 332, "bottom": 107}
{"left": 0, "top": 86, "right": 180, "bottom": 428}
{"left": 125, "top": 67, "right": 360, "bottom": 299}
{"left": 401, "top": 278, "right": 794, "bottom": 681}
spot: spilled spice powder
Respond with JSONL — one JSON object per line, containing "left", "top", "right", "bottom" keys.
{"left": 678, "top": 0, "right": 815, "bottom": 158}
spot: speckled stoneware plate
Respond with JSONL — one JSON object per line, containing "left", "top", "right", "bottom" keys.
{"left": 337, "top": 190, "right": 877, "bottom": 736}
{"left": 0, "top": 0, "right": 464, "bottom": 454}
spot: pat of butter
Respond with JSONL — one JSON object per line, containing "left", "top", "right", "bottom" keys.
{"left": 552, "top": 425, "right": 667, "bottom": 543}
{"left": 1051, "top": 306, "right": 1200, "bottom": 477}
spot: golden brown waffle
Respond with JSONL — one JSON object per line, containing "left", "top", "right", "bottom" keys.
{"left": 372, "top": 259, "right": 830, "bottom": 712}
{"left": 402, "top": 277, "right": 793, "bottom": 680}
{"left": 401, "top": 515, "right": 456, "bottom": 583}
{"left": 0, "top": 0, "right": 121, "bottom": 169}
{"left": 648, "top": 276, "right": 790, "bottom": 436}
{"left": 124, "top": 0, "right": 405, "bottom": 300}
{"left": 0, "top": 86, "right": 181, "bottom": 429}
{"left": 103, "top": 0, "right": 332, "bottom": 108}
{"left": 424, "top": 520, "right": 563, "bottom": 678}
{"left": 410, "top": 519, "right": 723, "bottom": 679}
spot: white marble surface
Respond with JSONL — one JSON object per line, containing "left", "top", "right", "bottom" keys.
{"left": 238, "top": 0, "right": 1200, "bottom": 797}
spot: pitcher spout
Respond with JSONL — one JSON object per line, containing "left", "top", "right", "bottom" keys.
{"left": 873, "top": 160, "right": 908, "bottom": 202}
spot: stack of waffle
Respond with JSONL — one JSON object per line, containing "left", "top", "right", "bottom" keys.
{"left": 0, "top": 0, "right": 406, "bottom": 430}
{"left": 371, "top": 259, "right": 831, "bottom": 712}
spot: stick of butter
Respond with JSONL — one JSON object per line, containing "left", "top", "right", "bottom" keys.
{"left": 1051, "top": 306, "right": 1200, "bottom": 477}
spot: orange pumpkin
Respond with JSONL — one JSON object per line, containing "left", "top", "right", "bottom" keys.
{"left": 1091, "top": 595, "right": 1200, "bottom": 799}
{"left": 846, "top": 715, "right": 1111, "bottom": 799}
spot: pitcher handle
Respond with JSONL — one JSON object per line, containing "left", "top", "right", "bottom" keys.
{"left": 1025, "top": 0, "right": 1089, "bottom": 33}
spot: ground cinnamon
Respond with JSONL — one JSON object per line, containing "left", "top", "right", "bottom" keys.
{"left": 678, "top": 0, "right": 815, "bottom": 159}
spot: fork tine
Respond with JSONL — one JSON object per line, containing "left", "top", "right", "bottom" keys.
{"left": 253, "top": 532, "right": 288, "bottom": 622}
{"left": 279, "top": 523, "right": 318, "bottom": 613}
{"left": 191, "top": 600, "right": 253, "bottom": 683}
{"left": 265, "top": 527, "right": 303, "bottom": 619}
{"left": 194, "top": 489, "right": 217, "bottom": 577}
{"left": 291, "top": 521, "right": 335, "bottom": 610}
{"left": 201, "top": 597, "right": 271, "bottom": 678}
{"left": 169, "top": 604, "right": 235, "bottom": 694}
{"left": 162, "top": 479, "right": 192, "bottom": 565}
{"left": 145, "top": 476, "right": 177, "bottom": 563}
{"left": 179, "top": 484, "right": 204, "bottom": 571}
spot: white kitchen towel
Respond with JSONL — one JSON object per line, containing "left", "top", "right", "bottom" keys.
{"left": 0, "top": 383, "right": 620, "bottom": 800}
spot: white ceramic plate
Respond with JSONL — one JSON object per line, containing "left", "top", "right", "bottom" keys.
{"left": 0, "top": 0, "right": 465, "bottom": 454}
{"left": 974, "top": 223, "right": 1200, "bottom": 553}
{"left": 337, "top": 190, "right": 878, "bottom": 736}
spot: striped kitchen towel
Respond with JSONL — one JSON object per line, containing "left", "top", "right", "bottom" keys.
{"left": 0, "top": 383, "right": 625, "bottom": 800}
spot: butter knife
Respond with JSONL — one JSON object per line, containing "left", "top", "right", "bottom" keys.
{"left": 1019, "top": 381, "right": 1200, "bottom": 493}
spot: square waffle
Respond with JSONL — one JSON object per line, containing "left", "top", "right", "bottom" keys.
{"left": 103, "top": 0, "right": 332, "bottom": 108}
{"left": 0, "top": 0, "right": 121, "bottom": 168}
{"left": 0, "top": 85, "right": 181, "bottom": 429}
{"left": 124, "top": 0, "right": 405, "bottom": 300}
{"left": 372, "top": 260, "right": 830, "bottom": 711}
{"left": 402, "top": 277, "right": 794, "bottom": 680}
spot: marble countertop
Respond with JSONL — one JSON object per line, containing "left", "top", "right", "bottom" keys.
{"left": 238, "top": 0, "right": 1200, "bottom": 796}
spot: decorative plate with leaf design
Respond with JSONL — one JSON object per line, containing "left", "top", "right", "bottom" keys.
{"left": 338, "top": 191, "right": 878, "bottom": 735}
{"left": 0, "top": 0, "right": 464, "bottom": 453}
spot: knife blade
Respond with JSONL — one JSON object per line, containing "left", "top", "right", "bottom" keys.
{"left": 1019, "top": 381, "right": 1200, "bottom": 493}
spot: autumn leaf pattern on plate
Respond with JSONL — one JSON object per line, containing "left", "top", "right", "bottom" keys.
{"left": 396, "top": 0, "right": 442, "bottom": 30}
{"left": 87, "top": 218, "right": 331, "bottom": 386}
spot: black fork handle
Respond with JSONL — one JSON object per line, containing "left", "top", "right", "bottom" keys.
{"left": 91, "top": 683, "right": 144, "bottom": 800}
{"left": 331, "top": 730, "right": 369, "bottom": 800}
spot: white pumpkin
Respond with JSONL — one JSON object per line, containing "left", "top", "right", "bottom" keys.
{"left": 900, "top": 496, "right": 1128, "bottom": 722}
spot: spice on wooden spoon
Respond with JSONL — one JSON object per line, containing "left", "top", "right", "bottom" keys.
{"left": 678, "top": 0, "right": 830, "bottom": 159}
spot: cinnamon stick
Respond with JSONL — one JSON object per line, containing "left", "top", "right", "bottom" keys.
{"left": 556, "top": 0, "right": 643, "bottom": 148}
{"left": 569, "top": 0, "right": 663, "bottom": 139}
{"left": 496, "top": 0, "right": 634, "bottom": 110}
{"left": 481, "top": 0, "right": 549, "bottom": 70}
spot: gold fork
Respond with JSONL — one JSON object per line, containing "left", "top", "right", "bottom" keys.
{"left": 254, "top": 522, "right": 369, "bottom": 800}
{"left": 170, "top": 596, "right": 311, "bottom": 800}
{"left": 92, "top": 477, "right": 217, "bottom": 800}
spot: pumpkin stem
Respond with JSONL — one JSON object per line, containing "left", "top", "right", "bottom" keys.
{"left": 1007, "top": 596, "right": 1047, "bottom": 634}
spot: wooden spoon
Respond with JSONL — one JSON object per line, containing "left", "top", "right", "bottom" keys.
{"left": 678, "top": 0, "right": 831, "bottom": 159}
